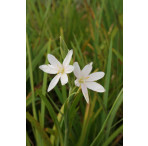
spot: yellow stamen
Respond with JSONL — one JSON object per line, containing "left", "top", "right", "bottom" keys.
{"left": 58, "top": 66, "right": 65, "bottom": 74}
{"left": 78, "top": 76, "right": 89, "bottom": 84}
{"left": 79, "top": 78, "right": 84, "bottom": 83}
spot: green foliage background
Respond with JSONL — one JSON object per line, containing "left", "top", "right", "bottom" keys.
{"left": 26, "top": 0, "right": 123, "bottom": 145}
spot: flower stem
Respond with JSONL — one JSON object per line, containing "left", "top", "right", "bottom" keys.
{"left": 64, "top": 86, "right": 80, "bottom": 146}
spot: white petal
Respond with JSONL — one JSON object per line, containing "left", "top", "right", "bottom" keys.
{"left": 74, "top": 79, "right": 80, "bottom": 87}
{"left": 47, "top": 54, "right": 61, "bottom": 66}
{"left": 65, "top": 65, "right": 74, "bottom": 74}
{"left": 39, "top": 65, "right": 58, "bottom": 74}
{"left": 63, "top": 50, "right": 73, "bottom": 66}
{"left": 73, "top": 62, "right": 81, "bottom": 78}
{"left": 82, "top": 62, "right": 93, "bottom": 77}
{"left": 86, "top": 72, "right": 105, "bottom": 81}
{"left": 60, "top": 73, "right": 68, "bottom": 85}
{"left": 86, "top": 82, "right": 105, "bottom": 92}
{"left": 47, "top": 74, "right": 61, "bottom": 92}
{"left": 81, "top": 83, "right": 89, "bottom": 103}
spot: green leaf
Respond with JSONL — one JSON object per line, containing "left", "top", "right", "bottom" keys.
{"left": 60, "top": 36, "right": 68, "bottom": 59}
{"left": 102, "top": 39, "right": 113, "bottom": 122}
{"left": 60, "top": 36, "right": 68, "bottom": 102}
{"left": 73, "top": 35, "right": 85, "bottom": 66}
{"left": 105, "top": 89, "right": 123, "bottom": 139}
{"left": 50, "top": 102, "right": 65, "bottom": 145}
{"left": 26, "top": 131, "right": 31, "bottom": 146}
{"left": 37, "top": 89, "right": 64, "bottom": 146}
{"left": 26, "top": 96, "right": 32, "bottom": 107}
{"left": 26, "top": 42, "right": 48, "bottom": 81}
{"left": 40, "top": 39, "right": 51, "bottom": 128}
{"left": 102, "top": 124, "right": 123, "bottom": 146}
{"left": 54, "top": 86, "right": 64, "bottom": 104}
{"left": 26, "top": 112, "right": 52, "bottom": 146}
{"left": 90, "top": 88, "right": 123, "bottom": 146}
{"left": 47, "top": 94, "right": 63, "bottom": 114}
{"left": 26, "top": 34, "right": 40, "bottom": 144}
{"left": 112, "top": 48, "right": 123, "bottom": 62}
{"left": 26, "top": 34, "right": 37, "bottom": 120}
{"left": 93, "top": 0, "right": 105, "bottom": 67}
{"left": 26, "top": 96, "right": 40, "bottom": 107}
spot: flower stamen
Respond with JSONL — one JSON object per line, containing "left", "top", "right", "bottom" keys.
{"left": 58, "top": 66, "right": 65, "bottom": 74}
{"left": 79, "top": 78, "right": 84, "bottom": 83}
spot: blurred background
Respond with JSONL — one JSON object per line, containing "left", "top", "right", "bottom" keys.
{"left": 26, "top": 0, "right": 123, "bottom": 145}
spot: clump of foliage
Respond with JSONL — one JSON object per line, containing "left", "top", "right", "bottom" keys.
{"left": 26, "top": 0, "right": 123, "bottom": 145}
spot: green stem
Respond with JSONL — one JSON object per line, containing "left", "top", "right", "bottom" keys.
{"left": 64, "top": 87, "right": 80, "bottom": 146}
{"left": 26, "top": 34, "right": 40, "bottom": 145}
{"left": 41, "top": 39, "right": 51, "bottom": 128}
{"left": 26, "top": 34, "right": 37, "bottom": 120}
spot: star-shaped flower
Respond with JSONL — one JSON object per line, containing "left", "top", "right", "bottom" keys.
{"left": 39, "top": 50, "right": 74, "bottom": 92}
{"left": 73, "top": 62, "right": 105, "bottom": 103}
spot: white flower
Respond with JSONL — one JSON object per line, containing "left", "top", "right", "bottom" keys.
{"left": 73, "top": 62, "right": 105, "bottom": 103}
{"left": 39, "top": 50, "right": 74, "bottom": 92}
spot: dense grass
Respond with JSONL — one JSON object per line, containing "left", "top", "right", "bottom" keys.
{"left": 26, "top": 0, "right": 123, "bottom": 145}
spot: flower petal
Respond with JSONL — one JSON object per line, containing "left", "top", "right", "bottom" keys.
{"left": 74, "top": 79, "right": 80, "bottom": 87}
{"left": 39, "top": 65, "right": 58, "bottom": 74}
{"left": 86, "top": 82, "right": 105, "bottom": 92}
{"left": 47, "top": 54, "right": 61, "bottom": 66}
{"left": 65, "top": 65, "right": 74, "bottom": 74}
{"left": 60, "top": 73, "right": 68, "bottom": 85}
{"left": 86, "top": 72, "right": 105, "bottom": 81}
{"left": 47, "top": 74, "right": 61, "bottom": 92}
{"left": 81, "top": 83, "right": 89, "bottom": 103}
{"left": 63, "top": 50, "right": 73, "bottom": 66}
{"left": 73, "top": 62, "right": 81, "bottom": 78}
{"left": 82, "top": 62, "right": 93, "bottom": 77}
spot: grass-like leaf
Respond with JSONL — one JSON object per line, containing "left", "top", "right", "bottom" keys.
{"left": 26, "top": 34, "right": 37, "bottom": 120}
{"left": 102, "top": 124, "right": 123, "bottom": 146}
{"left": 36, "top": 89, "right": 64, "bottom": 146}
{"left": 102, "top": 39, "right": 113, "bottom": 122}
{"left": 105, "top": 89, "right": 123, "bottom": 139}
{"left": 40, "top": 39, "right": 51, "bottom": 128}
{"left": 26, "top": 112, "right": 52, "bottom": 145}
{"left": 90, "top": 88, "right": 123, "bottom": 146}
{"left": 26, "top": 42, "right": 48, "bottom": 81}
